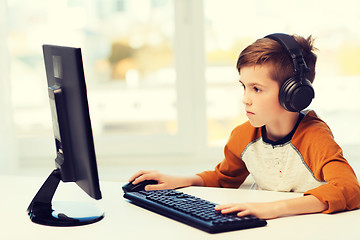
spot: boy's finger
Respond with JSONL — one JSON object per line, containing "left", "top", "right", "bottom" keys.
{"left": 129, "top": 170, "right": 152, "bottom": 182}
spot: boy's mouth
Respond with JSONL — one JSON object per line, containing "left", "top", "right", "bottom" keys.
{"left": 246, "top": 111, "right": 255, "bottom": 116}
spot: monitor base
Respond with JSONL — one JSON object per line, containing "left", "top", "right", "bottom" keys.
{"left": 27, "top": 169, "right": 104, "bottom": 227}
{"left": 29, "top": 201, "right": 104, "bottom": 227}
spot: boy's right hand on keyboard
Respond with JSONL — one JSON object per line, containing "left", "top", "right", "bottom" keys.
{"left": 129, "top": 170, "right": 204, "bottom": 191}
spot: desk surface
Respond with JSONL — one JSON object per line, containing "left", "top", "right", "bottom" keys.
{"left": 1, "top": 174, "right": 359, "bottom": 240}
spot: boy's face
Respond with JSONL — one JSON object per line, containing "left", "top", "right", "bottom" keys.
{"left": 239, "top": 64, "right": 288, "bottom": 128}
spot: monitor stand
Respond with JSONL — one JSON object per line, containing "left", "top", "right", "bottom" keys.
{"left": 27, "top": 169, "right": 104, "bottom": 226}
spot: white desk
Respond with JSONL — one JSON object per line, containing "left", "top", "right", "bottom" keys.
{"left": 1, "top": 174, "right": 359, "bottom": 240}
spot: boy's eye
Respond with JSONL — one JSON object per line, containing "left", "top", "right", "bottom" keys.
{"left": 254, "top": 87, "right": 261, "bottom": 92}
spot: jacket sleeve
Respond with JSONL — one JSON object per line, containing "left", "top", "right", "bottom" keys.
{"left": 196, "top": 145, "right": 250, "bottom": 188}
{"left": 296, "top": 112, "right": 360, "bottom": 213}
{"left": 304, "top": 160, "right": 360, "bottom": 213}
{"left": 196, "top": 122, "right": 256, "bottom": 188}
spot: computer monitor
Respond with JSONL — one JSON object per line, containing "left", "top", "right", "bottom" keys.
{"left": 27, "top": 45, "right": 104, "bottom": 226}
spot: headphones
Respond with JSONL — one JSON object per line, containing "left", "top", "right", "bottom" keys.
{"left": 264, "top": 33, "right": 314, "bottom": 112}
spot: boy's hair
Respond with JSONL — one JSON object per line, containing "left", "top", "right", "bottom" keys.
{"left": 236, "top": 35, "right": 317, "bottom": 85}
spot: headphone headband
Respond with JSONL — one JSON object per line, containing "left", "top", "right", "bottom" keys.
{"left": 265, "top": 33, "right": 310, "bottom": 79}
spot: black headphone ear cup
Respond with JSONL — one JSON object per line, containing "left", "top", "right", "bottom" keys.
{"left": 279, "top": 77, "right": 314, "bottom": 112}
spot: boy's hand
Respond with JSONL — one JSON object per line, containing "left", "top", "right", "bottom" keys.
{"left": 129, "top": 170, "right": 204, "bottom": 191}
{"left": 214, "top": 195, "right": 328, "bottom": 220}
{"left": 215, "top": 202, "right": 281, "bottom": 220}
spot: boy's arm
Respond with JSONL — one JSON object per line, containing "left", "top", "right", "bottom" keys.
{"left": 215, "top": 195, "right": 328, "bottom": 219}
{"left": 197, "top": 123, "right": 254, "bottom": 188}
{"left": 294, "top": 112, "right": 360, "bottom": 213}
{"left": 196, "top": 145, "right": 250, "bottom": 188}
{"left": 304, "top": 160, "right": 360, "bottom": 213}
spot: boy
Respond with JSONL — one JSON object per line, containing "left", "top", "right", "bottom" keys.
{"left": 128, "top": 33, "right": 360, "bottom": 219}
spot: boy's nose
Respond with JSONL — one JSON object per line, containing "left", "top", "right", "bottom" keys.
{"left": 242, "top": 93, "right": 251, "bottom": 106}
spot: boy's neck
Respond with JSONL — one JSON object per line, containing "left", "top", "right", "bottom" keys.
{"left": 264, "top": 112, "right": 300, "bottom": 142}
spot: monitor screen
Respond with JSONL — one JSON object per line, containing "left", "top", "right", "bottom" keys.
{"left": 27, "top": 45, "right": 103, "bottom": 226}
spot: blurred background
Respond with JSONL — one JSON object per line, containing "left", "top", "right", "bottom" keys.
{"left": 1, "top": 0, "right": 360, "bottom": 180}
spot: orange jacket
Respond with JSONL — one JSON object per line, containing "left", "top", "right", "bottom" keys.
{"left": 197, "top": 111, "right": 360, "bottom": 213}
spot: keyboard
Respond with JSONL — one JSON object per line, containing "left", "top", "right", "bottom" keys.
{"left": 123, "top": 189, "right": 267, "bottom": 233}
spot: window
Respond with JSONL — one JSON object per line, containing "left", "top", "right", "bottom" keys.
{"left": 4, "top": 0, "right": 360, "bottom": 170}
